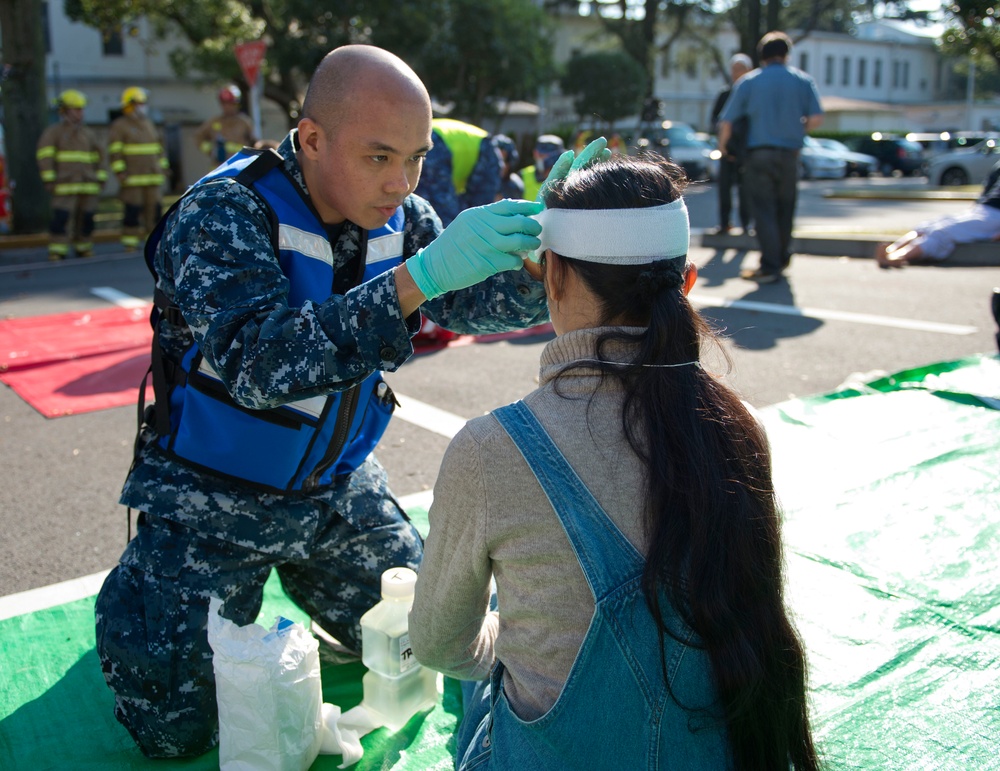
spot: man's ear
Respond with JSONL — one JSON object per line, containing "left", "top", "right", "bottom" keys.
{"left": 296, "top": 117, "right": 323, "bottom": 160}
{"left": 682, "top": 263, "right": 698, "bottom": 295}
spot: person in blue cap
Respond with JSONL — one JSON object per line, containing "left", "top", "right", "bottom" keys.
{"left": 520, "top": 134, "right": 565, "bottom": 201}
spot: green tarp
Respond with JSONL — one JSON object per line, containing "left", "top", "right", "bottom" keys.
{"left": 2, "top": 355, "right": 998, "bottom": 769}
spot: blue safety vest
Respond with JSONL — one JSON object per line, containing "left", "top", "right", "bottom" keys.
{"left": 141, "top": 148, "right": 405, "bottom": 493}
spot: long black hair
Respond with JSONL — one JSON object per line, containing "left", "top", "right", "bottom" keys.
{"left": 543, "top": 154, "right": 819, "bottom": 771}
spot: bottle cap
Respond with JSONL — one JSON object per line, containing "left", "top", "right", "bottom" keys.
{"left": 381, "top": 567, "right": 417, "bottom": 599}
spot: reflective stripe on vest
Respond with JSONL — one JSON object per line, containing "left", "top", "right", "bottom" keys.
{"left": 150, "top": 150, "right": 405, "bottom": 492}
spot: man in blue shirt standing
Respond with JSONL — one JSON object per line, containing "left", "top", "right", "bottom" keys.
{"left": 718, "top": 31, "right": 824, "bottom": 283}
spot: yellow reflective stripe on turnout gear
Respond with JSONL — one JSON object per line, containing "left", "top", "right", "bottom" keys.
{"left": 36, "top": 146, "right": 56, "bottom": 160}
{"left": 54, "top": 182, "right": 101, "bottom": 195}
{"left": 55, "top": 150, "right": 101, "bottom": 163}
{"left": 122, "top": 174, "right": 165, "bottom": 186}
{"left": 111, "top": 160, "right": 127, "bottom": 173}
{"left": 41, "top": 170, "right": 57, "bottom": 182}
{"left": 108, "top": 141, "right": 124, "bottom": 154}
{"left": 122, "top": 143, "right": 163, "bottom": 155}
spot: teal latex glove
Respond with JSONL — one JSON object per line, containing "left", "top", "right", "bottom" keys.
{"left": 536, "top": 136, "right": 613, "bottom": 203}
{"left": 407, "top": 199, "right": 544, "bottom": 300}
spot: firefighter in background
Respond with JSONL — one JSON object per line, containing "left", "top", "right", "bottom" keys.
{"left": 35, "top": 89, "right": 107, "bottom": 260}
{"left": 194, "top": 85, "right": 257, "bottom": 164}
{"left": 108, "top": 87, "right": 169, "bottom": 251}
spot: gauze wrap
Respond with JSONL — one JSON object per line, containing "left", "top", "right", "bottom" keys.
{"left": 533, "top": 198, "right": 689, "bottom": 264}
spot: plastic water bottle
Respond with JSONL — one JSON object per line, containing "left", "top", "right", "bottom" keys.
{"left": 360, "top": 567, "right": 438, "bottom": 731}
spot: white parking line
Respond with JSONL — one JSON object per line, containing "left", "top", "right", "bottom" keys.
{"left": 393, "top": 393, "right": 467, "bottom": 439}
{"left": 0, "top": 492, "right": 435, "bottom": 621}
{"left": 688, "top": 293, "right": 977, "bottom": 335}
{"left": 90, "top": 286, "right": 149, "bottom": 308}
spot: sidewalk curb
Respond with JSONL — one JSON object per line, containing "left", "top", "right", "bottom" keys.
{"left": 699, "top": 232, "right": 1000, "bottom": 267}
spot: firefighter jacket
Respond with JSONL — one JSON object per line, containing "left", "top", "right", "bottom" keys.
{"left": 194, "top": 113, "right": 257, "bottom": 163}
{"left": 35, "top": 119, "right": 107, "bottom": 196}
{"left": 108, "top": 113, "right": 169, "bottom": 189}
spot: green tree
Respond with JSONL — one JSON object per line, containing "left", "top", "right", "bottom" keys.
{"left": 942, "top": 0, "right": 1000, "bottom": 83}
{"left": 65, "top": 0, "right": 552, "bottom": 128}
{"left": 418, "top": 0, "right": 556, "bottom": 126}
{"left": 65, "top": 0, "right": 447, "bottom": 126}
{"left": 560, "top": 49, "right": 648, "bottom": 129}
{"left": 0, "top": 0, "right": 50, "bottom": 233}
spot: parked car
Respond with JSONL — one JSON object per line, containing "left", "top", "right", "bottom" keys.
{"left": 800, "top": 137, "right": 847, "bottom": 179}
{"left": 627, "top": 121, "right": 720, "bottom": 181}
{"left": 925, "top": 138, "right": 1000, "bottom": 186}
{"left": 811, "top": 137, "right": 878, "bottom": 177}
{"left": 845, "top": 134, "right": 925, "bottom": 176}
{"left": 906, "top": 131, "right": 996, "bottom": 160}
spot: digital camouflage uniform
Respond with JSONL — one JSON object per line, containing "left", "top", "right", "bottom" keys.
{"left": 95, "top": 131, "right": 548, "bottom": 758}
{"left": 414, "top": 120, "right": 502, "bottom": 226}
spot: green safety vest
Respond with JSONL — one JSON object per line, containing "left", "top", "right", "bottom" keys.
{"left": 433, "top": 119, "right": 488, "bottom": 195}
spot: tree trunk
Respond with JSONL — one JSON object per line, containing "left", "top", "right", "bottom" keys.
{"left": 0, "top": 0, "right": 50, "bottom": 233}
{"left": 744, "top": 0, "right": 762, "bottom": 64}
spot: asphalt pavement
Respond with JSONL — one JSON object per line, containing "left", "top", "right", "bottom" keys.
{"left": 2, "top": 176, "right": 999, "bottom": 602}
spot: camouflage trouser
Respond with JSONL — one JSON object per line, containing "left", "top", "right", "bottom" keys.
{"left": 94, "top": 458, "right": 422, "bottom": 758}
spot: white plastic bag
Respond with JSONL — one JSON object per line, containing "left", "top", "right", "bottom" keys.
{"left": 207, "top": 597, "right": 324, "bottom": 771}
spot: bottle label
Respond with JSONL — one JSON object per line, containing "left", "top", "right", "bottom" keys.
{"left": 399, "top": 631, "right": 417, "bottom": 673}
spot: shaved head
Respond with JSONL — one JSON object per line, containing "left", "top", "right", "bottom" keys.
{"left": 301, "top": 45, "right": 430, "bottom": 135}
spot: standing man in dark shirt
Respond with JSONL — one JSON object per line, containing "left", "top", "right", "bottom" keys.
{"left": 710, "top": 53, "right": 753, "bottom": 236}
{"left": 718, "top": 31, "right": 823, "bottom": 283}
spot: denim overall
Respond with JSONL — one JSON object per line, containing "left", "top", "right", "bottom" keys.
{"left": 456, "top": 401, "right": 732, "bottom": 770}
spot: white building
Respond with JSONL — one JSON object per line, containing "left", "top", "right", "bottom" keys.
{"left": 7, "top": 3, "right": 994, "bottom": 191}
{"left": 29, "top": 1, "right": 287, "bottom": 190}
{"left": 544, "top": 12, "right": 991, "bottom": 135}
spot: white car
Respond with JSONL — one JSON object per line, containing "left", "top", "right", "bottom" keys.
{"left": 812, "top": 138, "right": 878, "bottom": 177}
{"left": 925, "top": 139, "right": 1000, "bottom": 186}
{"left": 628, "top": 121, "right": 720, "bottom": 181}
{"left": 800, "top": 137, "right": 847, "bottom": 179}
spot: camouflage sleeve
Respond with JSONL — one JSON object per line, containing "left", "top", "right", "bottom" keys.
{"left": 459, "top": 137, "right": 503, "bottom": 209}
{"left": 160, "top": 179, "right": 414, "bottom": 410}
{"left": 402, "top": 194, "right": 549, "bottom": 334}
{"left": 413, "top": 141, "right": 461, "bottom": 226}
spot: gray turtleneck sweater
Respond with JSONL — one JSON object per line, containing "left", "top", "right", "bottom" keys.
{"left": 409, "top": 327, "right": 650, "bottom": 721}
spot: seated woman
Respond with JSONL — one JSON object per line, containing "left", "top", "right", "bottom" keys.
{"left": 409, "top": 155, "right": 819, "bottom": 770}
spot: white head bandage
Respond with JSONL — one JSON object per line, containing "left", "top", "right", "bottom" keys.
{"left": 534, "top": 198, "right": 689, "bottom": 264}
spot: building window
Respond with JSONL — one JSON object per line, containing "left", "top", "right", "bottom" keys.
{"left": 799, "top": 52, "right": 809, "bottom": 72}
{"left": 825, "top": 56, "right": 834, "bottom": 86}
{"left": 874, "top": 59, "right": 882, "bottom": 88}
{"left": 858, "top": 58, "right": 867, "bottom": 87}
{"left": 842, "top": 57, "right": 851, "bottom": 86}
{"left": 902, "top": 61, "right": 910, "bottom": 89}
{"left": 103, "top": 27, "right": 125, "bottom": 56}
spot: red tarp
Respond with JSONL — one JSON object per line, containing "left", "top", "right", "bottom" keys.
{"left": 0, "top": 305, "right": 553, "bottom": 419}
{"left": 0, "top": 306, "right": 153, "bottom": 418}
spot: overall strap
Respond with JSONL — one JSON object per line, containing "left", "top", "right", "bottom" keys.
{"left": 493, "top": 400, "right": 643, "bottom": 602}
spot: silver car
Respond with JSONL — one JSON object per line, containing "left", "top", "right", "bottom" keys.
{"left": 926, "top": 138, "right": 1000, "bottom": 186}
{"left": 800, "top": 137, "right": 847, "bottom": 179}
